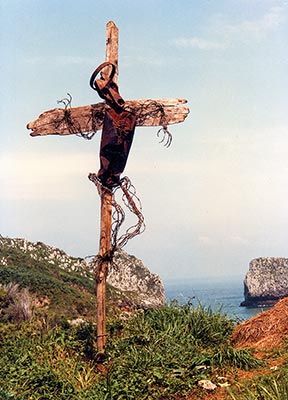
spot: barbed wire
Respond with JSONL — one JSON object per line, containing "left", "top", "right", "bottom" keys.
{"left": 55, "top": 93, "right": 104, "bottom": 140}
{"left": 114, "top": 176, "right": 146, "bottom": 249}
{"left": 54, "top": 96, "right": 172, "bottom": 145}
{"left": 88, "top": 173, "right": 145, "bottom": 281}
{"left": 88, "top": 174, "right": 145, "bottom": 251}
{"left": 57, "top": 93, "right": 73, "bottom": 109}
{"left": 125, "top": 100, "right": 173, "bottom": 148}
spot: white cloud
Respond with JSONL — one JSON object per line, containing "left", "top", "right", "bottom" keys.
{"left": 172, "top": 37, "right": 227, "bottom": 50}
{"left": 24, "top": 55, "right": 96, "bottom": 66}
{"left": 0, "top": 151, "right": 97, "bottom": 200}
{"left": 229, "top": 236, "right": 249, "bottom": 246}
{"left": 223, "top": 5, "right": 286, "bottom": 41}
{"left": 172, "top": 5, "right": 287, "bottom": 50}
{"left": 198, "top": 235, "right": 214, "bottom": 245}
{"left": 122, "top": 55, "right": 163, "bottom": 67}
{"left": 197, "top": 234, "right": 248, "bottom": 248}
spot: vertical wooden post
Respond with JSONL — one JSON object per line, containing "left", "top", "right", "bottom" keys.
{"left": 96, "top": 187, "right": 112, "bottom": 354}
{"left": 105, "top": 21, "right": 119, "bottom": 81}
{"left": 96, "top": 21, "right": 119, "bottom": 355}
{"left": 28, "top": 19, "right": 189, "bottom": 355}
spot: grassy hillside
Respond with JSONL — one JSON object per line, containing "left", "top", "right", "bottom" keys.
{"left": 0, "top": 236, "right": 126, "bottom": 322}
{"left": 0, "top": 236, "right": 287, "bottom": 399}
{"left": 0, "top": 302, "right": 259, "bottom": 399}
{"left": 1, "top": 300, "right": 287, "bottom": 400}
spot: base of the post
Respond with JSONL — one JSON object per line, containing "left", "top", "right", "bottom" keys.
{"left": 96, "top": 275, "right": 108, "bottom": 353}
{"left": 96, "top": 350, "right": 107, "bottom": 363}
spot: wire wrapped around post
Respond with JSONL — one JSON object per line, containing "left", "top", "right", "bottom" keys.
{"left": 88, "top": 173, "right": 145, "bottom": 276}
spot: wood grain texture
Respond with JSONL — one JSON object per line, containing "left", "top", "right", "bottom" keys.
{"left": 27, "top": 99, "right": 189, "bottom": 136}
{"left": 105, "top": 21, "right": 119, "bottom": 83}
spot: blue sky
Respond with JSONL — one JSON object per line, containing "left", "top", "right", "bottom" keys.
{"left": 1, "top": 0, "right": 287, "bottom": 280}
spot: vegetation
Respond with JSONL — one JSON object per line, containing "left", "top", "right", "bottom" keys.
{"left": 0, "top": 237, "right": 287, "bottom": 399}
{"left": 227, "top": 354, "right": 288, "bottom": 400}
{"left": 0, "top": 237, "right": 95, "bottom": 320}
{"left": 1, "top": 298, "right": 286, "bottom": 399}
{"left": 0, "top": 301, "right": 263, "bottom": 400}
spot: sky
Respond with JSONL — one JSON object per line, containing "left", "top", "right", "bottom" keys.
{"left": 1, "top": 0, "right": 288, "bottom": 282}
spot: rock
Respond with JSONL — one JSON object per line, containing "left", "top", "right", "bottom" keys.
{"left": 0, "top": 236, "right": 89, "bottom": 276}
{"left": 198, "top": 380, "right": 217, "bottom": 391}
{"left": 68, "top": 318, "right": 87, "bottom": 326}
{"left": 1, "top": 235, "right": 165, "bottom": 311}
{"left": 105, "top": 250, "right": 166, "bottom": 309}
{"left": 240, "top": 258, "right": 288, "bottom": 307}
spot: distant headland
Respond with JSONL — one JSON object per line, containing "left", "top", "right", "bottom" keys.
{"left": 241, "top": 257, "right": 288, "bottom": 308}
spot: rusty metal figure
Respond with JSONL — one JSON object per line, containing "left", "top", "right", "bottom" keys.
{"left": 90, "top": 62, "right": 136, "bottom": 188}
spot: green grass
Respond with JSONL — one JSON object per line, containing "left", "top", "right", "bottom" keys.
{"left": 0, "top": 237, "right": 151, "bottom": 321}
{"left": 228, "top": 370, "right": 288, "bottom": 400}
{"left": 227, "top": 345, "right": 288, "bottom": 400}
{"left": 0, "top": 239, "right": 102, "bottom": 321}
{"left": 0, "top": 302, "right": 264, "bottom": 400}
{"left": 1, "top": 238, "right": 287, "bottom": 399}
{"left": 0, "top": 263, "right": 96, "bottom": 320}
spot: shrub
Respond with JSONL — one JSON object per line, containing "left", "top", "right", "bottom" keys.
{"left": 0, "top": 302, "right": 264, "bottom": 399}
{"left": 0, "top": 283, "right": 33, "bottom": 323}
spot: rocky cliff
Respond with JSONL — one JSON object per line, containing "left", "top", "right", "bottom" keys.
{"left": 241, "top": 257, "right": 288, "bottom": 307}
{"left": 0, "top": 236, "right": 165, "bottom": 312}
{"left": 105, "top": 250, "right": 165, "bottom": 309}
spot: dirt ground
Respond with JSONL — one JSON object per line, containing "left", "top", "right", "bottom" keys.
{"left": 183, "top": 298, "right": 288, "bottom": 400}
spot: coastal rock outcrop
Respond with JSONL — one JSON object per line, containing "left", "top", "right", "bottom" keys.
{"left": 105, "top": 250, "right": 166, "bottom": 309}
{"left": 241, "top": 257, "right": 288, "bottom": 307}
{"left": 0, "top": 236, "right": 165, "bottom": 310}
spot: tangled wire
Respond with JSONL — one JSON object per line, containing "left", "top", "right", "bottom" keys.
{"left": 88, "top": 174, "right": 145, "bottom": 281}
{"left": 125, "top": 100, "right": 173, "bottom": 148}
{"left": 56, "top": 93, "right": 101, "bottom": 140}
{"left": 114, "top": 176, "right": 145, "bottom": 248}
{"left": 55, "top": 95, "right": 172, "bottom": 281}
{"left": 56, "top": 95, "right": 172, "bottom": 146}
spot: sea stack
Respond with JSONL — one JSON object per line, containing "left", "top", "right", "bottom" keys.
{"left": 241, "top": 257, "right": 288, "bottom": 307}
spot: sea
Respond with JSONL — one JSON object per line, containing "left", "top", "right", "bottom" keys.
{"left": 163, "top": 276, "right": 265, "bottom": 321}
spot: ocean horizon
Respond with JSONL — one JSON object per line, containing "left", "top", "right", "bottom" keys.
{"left": 163, "top": 275, "right": 264, "bottom": 321}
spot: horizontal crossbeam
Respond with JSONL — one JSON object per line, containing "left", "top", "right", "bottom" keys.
{"left": 27, "top": 98, "right": 189, "bottom": 137}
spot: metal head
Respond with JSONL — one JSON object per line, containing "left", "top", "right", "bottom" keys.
{"left": 90, "top": 62, "right": 125, "bottom": 109}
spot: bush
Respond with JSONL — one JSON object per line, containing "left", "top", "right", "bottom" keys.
{"left": 0, "top": 302, "right": 264, "bottom": 399}
{"left": 0, "top": 283, "right": 33, "bottom": 323}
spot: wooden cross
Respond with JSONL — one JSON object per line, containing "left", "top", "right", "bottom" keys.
{"left": 27, "top": 21, "right": 189, "bottom": 355}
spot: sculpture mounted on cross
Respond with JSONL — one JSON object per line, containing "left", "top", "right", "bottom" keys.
{"left": 27, "top": 21, "right": 189, "bottom": 356}
{"left": 89, "top": 61, "right": 137, "bottom": 189}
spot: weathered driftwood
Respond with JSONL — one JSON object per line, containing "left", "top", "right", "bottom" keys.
{"left": 27, "top": 98, "right": 189, "bottom": 137}
{"left": 94, "top": 21, "right": 118, "bottom": 356}
{"left": 28, "top": 20, "right": 189, "bottom": 356}
{"left": 105, "top": 21, "right": 119, "bottom": 82}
